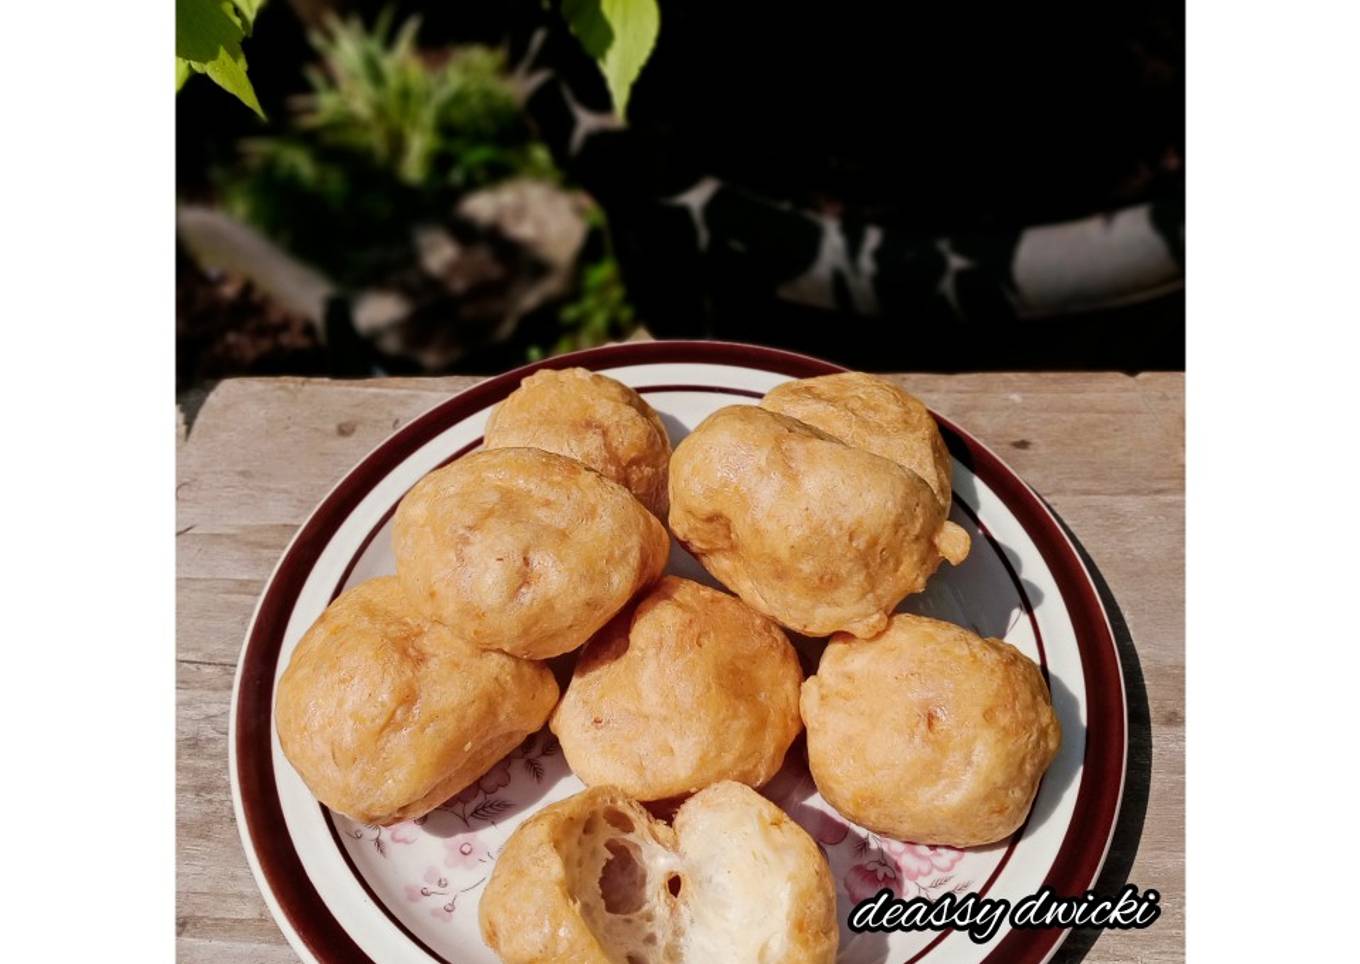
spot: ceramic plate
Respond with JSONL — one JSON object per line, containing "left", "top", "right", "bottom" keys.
{"left": 230, "top": 341, "right": 1126, "bottom": 964}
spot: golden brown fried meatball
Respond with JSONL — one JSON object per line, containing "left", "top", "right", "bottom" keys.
{"left": 761, "top": 371, "right": 954, "bottom": 511}
{"left": 479, "top": 782, "right": 838, "bottom": 964}
{"left": 274, "top": 576, "right": 559, "bottom": 825}
{"left": 551, "top": 577, "right": 803, "bottom": 800}
{"left": 801, "top": 613, "right": 1061, "bottom": 847}
{"left": 667, "top": 405, "right": 969, "bottom": 638}
{"left": 485, "top": 367, "right": 672, "bottom": 517}
{"left": 393, "top": 447, "right": 669, "bottom": 659}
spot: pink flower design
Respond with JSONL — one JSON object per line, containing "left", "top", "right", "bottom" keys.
{"left": 477, "top": 761, "right": 512, "bottom": 794}
{"left": 843, "top": 859, "right": 900, "bottom": 902}
{"left": 430, "top": 904, "right": 455, "bottom": 923}
{"left": 388, "top": 821, "right": 421, "bottom": 845}
{"left": 880, "top": 839, "right": 964, "bottom": 881}
{"left": 450, "top": 782, "right": 482, "bottom": 805}
{"left": 451, "top": 761, "right": 513, "bottom": 804}
{"left": 444, "top": 833, "right": 490, "bottom": 869}
{"left": 405, "top": 867, "right": 447, "bottom": 903}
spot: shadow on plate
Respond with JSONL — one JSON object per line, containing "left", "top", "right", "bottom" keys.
{"left": 416, "top": 727, "right": 566, "bottom": 839}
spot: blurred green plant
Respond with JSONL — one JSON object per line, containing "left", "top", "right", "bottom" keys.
{"left": 215, "top": 10, "right": 635, "bottom": 360}
{"left": 219, "top": 12, "right": 558, "bottom": 286}
{"left": 295, "top": 14, "right": 558, "bottom": 191}
{"left": 176, "top": 0, "right": 266, "bottom": 117}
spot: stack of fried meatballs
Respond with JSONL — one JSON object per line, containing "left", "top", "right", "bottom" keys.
{"left": 275, "top": 367, "right": 1061, "bottom": 963}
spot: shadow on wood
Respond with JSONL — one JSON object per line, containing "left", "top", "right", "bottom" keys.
{"left": 1046, "top": 502, "right": 1155, "bottom": 964}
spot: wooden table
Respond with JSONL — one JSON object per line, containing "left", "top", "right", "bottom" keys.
{"left": 176, "top": 371, "right": 1184, "bottom": 963}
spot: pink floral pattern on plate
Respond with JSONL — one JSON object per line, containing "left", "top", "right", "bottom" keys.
{"left": 843, "top": 834, "right": 971, "bottom": 903}
{"left": 335, "top": 729, "right": 564, "bottom": 923}
{"left": 404, "top": 865, "right": 486, "bottom": 923}
{"left": 760, "top": 745, "right": 975, "bottom": 910}
{"left": 444, "top": 833, "right": 491, "bottom": 870}
{"left": 336, "top": 727, "right": 987, "bottom": 956}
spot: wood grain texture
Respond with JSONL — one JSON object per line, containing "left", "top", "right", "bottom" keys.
{"left": 176, "top": 371, "right": 1184, "bottom": 963}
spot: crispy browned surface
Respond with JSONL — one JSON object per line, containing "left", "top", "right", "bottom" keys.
{"left": 552, "top": 577, "right": 803, "bottom": 800}
{"left": 485, "top": 367, "right": 673, "bottom": 518}
{"left": 393, "top": 447, "right": 669, "bottom": 659}
{"left": 668, "top": 405, "right": 964, "bottom": 637}
{"left": 802, "top": 613, "right": 1061, "bottom": 847}
{"left": 274, "top": 576, "right": 559, "bottom": 825}
{"left": 762, "top": 371, "right": 954, "bottom": 510}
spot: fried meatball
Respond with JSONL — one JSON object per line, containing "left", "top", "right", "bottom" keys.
{"left": 485, "top": 367, "right": 672, "bottom": 517}
{"left": 668, "top": 406, "right": 968, "bottom": 638}
{"left": 275, "top": 576, "right": 559, "bottom": 825}
{"left": 393, "top": 447, "right": 669, "bottom": 658}
{"left": 552, "top": 577, "right": 803, "bottom": 800}
{"left": 801, "top": 613, "right": 1061, "bottom": 847}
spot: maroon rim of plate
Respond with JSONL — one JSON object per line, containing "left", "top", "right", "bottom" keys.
{"left": 232, "top": 340, "right": 1127, "bottom": 964}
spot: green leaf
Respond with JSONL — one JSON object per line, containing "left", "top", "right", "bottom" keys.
{"left": 175, "top": 58, "right": 193, "bottom": 90}
{"left": 202, "top": 44, "right": 265, "bottom": 118}
{"left": 561, "top": 0, "right": 659, "bottom": 118}
{"left": 561, "top": 0, "right": 612, "bottom": 60}
{"left": 230, "top": 0, "right": 265, "bottom": 33}
{"left": 175, "top": 0, "right": 265, "bottom": 118}
{"left": 599, "top": 0, "right": 658, "bottom": 115}
{"left": 176, "top": 0, "right": 241, "bottom": 65}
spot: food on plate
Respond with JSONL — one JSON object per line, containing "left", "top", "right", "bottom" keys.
{"left": 667, "top": 405, "right": 970, "bottom": 638}
{"left": 479, "top": 781, "right": 838, "bottom": 964}
{"left": 273, "top": 576, "right": 559, "bottom": 825}
{"left": 800, "top": 613, "right": 1061, "bottom": 847}
{"left": 761, "top": 371, "right": 956, "bottom": 512}
{"left": 485, "top": 367, "right": 673, "bottom": 518}
{"left": 393, "top": 447, "right": 669, "bottom": 659}
{"left": 551, "top": 576, "right": 803, "bottom": 801}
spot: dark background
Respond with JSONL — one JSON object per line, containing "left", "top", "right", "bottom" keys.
{"left": 177, "top": 0, "right": 1184, "bottom": 382}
